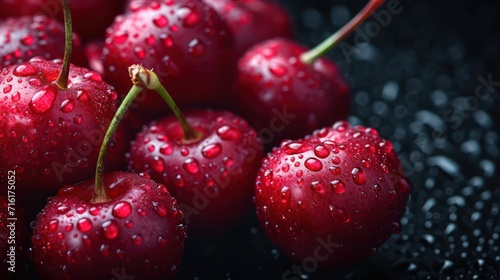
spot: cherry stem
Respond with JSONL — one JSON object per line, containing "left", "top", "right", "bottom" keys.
{"left": 54, "top": 0, "right": 72, "bottom": 90}
{"left": 132, "top": 66, "right": 201, "bottom": 141}
{"left": 300, "top": 0, "right": 385, "bottom": 65}
{"left": 91, "top": 73, "right": 144, "bottom": 203}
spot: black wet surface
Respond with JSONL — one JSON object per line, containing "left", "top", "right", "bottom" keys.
{"left": 177, "top": 0, "right": 500, "bottom": 279}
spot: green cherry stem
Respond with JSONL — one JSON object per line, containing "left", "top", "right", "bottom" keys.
{"left": 133, "top": 66, "right": 201, "bottom": 141}
{"left": 54, "top": 0, "right": 72, "bottom": 90}
{"left": 300, "top": 0, "right": 385, "bottom": 65}
{"left": 91, "top": 67, "right": 145, "bottom": 203}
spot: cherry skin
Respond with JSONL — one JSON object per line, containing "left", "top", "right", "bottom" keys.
{"left": 103, "top": 0, "right": 237, "bottom": 119}
{"left": 0, "top": 57, "right": 126, "bottom": 193}
{"left": 0, "top": 15, "right": 87, "bottom": 67}
{"left": 127, "top": 110, "right": 263, "bottom": 237}
{"left": 31, "top": 171, "right": 186, "bottom": 280}
{"left": 254, "top": 121, "right": 412, "bottom": 267}
{"left": 202, "top": 0, "right": 294, "bottom": 56}
{"left": 0, "top": 0, "right": 126, "bottom": 41}
{"left": 234, "top": 38, "right": 350, "bottom": 146}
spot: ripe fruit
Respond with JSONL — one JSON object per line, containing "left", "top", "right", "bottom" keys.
{"left": 0, "top": 0, "right": 126, "bottom": 41}
{"left": 254, "top": 121, "right": 412, "bottom": 267}
{"left": 128, "top": 110, "right": 263, "bottom": 236}
{"left": 0, "top": 0, "right": 126, "bottom": 193}
{"left": 103, "top": 0, "right": 237, "bottom": 119}
{"left": 125, "top": 65, "right": 264, "bottom": 236}
{"left": 31, "top": 171, "right": 186, "bottom": 280}
{"left": 203, "top": 0, "right": 294, "bottom": 56}
{"left": 1, "top": 196, "right": 29, "bottom": 279}
{"left": 0, "top": 15, "right": 87, "bottom": 67}
{"left": 233, "top": 0, "right": 384, "bottom": 145}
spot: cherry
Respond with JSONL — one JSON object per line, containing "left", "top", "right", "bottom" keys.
{"left": 0, "top": 0, "right": 126, "bottom": 41}
{"left": 31, "top": 61, "right": 191, "bottom": 280}
{"left": 203, "top": 0, "right": 294, "bottom": 56}
{"left": 1, "top": 196, "right": 30, "bottom": 279}
{"left": 233, "top": 0, "right": 385, "bottom": 146}
{"left": 31, "top": 171, "right": 187, "bottom": 280}
{"left": 254, "top": 121, "right": 412, "bottom": 268}
{"left": 0, "top": 0, "right": 127, "bottom": 193}
{"left": 103, "top": 0, "right": 237, "bottom": 119}
{"left": 125, "top": 66, "right": 264, "bottom": 236}
{"left": 0, "top": 15, "right": 87, "bottom": 67}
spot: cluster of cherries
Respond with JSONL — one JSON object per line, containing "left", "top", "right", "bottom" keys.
{"left": 0, "top": 0, "right": 412, "bottom": 279}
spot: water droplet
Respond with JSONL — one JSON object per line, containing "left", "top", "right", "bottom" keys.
{"left": 134, "top": 46, "right": 146, "bottom": 59}
{"left": 153, "top": 14, "right": 168, "bottom": 27}
{"left": 21, "top": 35, "right": 35, "bottom": 46}
{"left": 160, "top": 34, "right": 173, "bottom": 47}
{"left": 351, "top": 167, "right": 366, "bottom": 185}
{"left": 89, "top": 206, "right": 100, "bottom": 216}
{"left": 379, "top": 140, "right": 393, "bottom": 153}
{"left": 280, "top": 186, "right": 290, "bottom": 203}
{"left": 331, "top": 156, "right": 340, "bottom": 164}
{"left": 373, "top": 183, "right": 381, "bottom": 193}
{"left": 151, "top": 157, "right": 165, "bottom": 172}
{"left": 65, "top": 224, "right": 73, "bottom": 232}
{"left": 157, "top": 236, "right": 168, "bottom": 247}
{"left": 155, "top": 205, "right": 167, "bottom": 217}
{"left": 269, "top": 64, "right": 287, "bottom": 77}
{"left": 132, "top": 234, "right": 143, "bottom": 245}
{"left": 113, "top": 32, "right": 128, "bottom": 44}
{"left": 84, "top": 72, "right": 102, "bottom": 83}
{"left": 145, "top": 34, "right": 155, "bottom": 45}
{"left": 187, "top": 39, "right": 205, "bottom": 58}
{"left": 174, "top": 174, "right": 184, "bottom": 187}
{"left": 304, "top": 158, "right": 322, "bottom": 172}
{"left": 314, "top": 145, "right": 330, "bottom": 158}
{"left": 60, "top": 99, "right": 74, "bottom": 113}
{"left": 310, "top": 181, "right": 325, "bottom": 194}
{"left": 202, "top": 143, "right": 222, "bottom": 158}
{"left": 49, "top": 220, "right": 58, "bottom": 232}
{"left": 76, "top": 89, "right": 88, "bottom": 101}
{"left": 180, "top": 148, "right": 189, "bottom": 156}
{"left": 57, "top": 204, "right": 70, "bottom": 214}
{"left": 102, "top": 220, "right": 119, "bottom": 240}
{"left": 11, "top": 92, "right": 20, "bottom": 102}
{"left": 330, "top": 180, "right": 345, "bottom": 194}
{"left": 77, "top": 218, "right": 93, "bottom": 232}
{"left": 159, "top": 143, "right": 173, "bottom": 155}
{"left": 125, "top": 220, "right": 134, "bottom": 228}
{"left": 281, "top": 163, "right": 290, "bottom": 172}
{"left": 180, "top": 8, "right": 200, "bottom": 27}
{"left": 14, "top": 63, "right": 37, "bottom": 76}
{"left": 329, "top": 205, "right": 350, "bottom": 223}
{"left": 3, "top": 84, "right": 12, "bottom": 94}
{"left": 183, "top": 158, "right": 199, "bottom": 173}
{"left": 217, "top": 125, "right": 242, "bottom": 141}
{"left": 112, "top": 202, "right": 132, "bottom": 219}
{"left": 329, "top": 166, "right": 341, "bottom": 175}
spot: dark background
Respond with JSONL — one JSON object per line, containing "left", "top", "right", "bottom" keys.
{"left": 178, "top": 0, "right": 500, "bottom": 279}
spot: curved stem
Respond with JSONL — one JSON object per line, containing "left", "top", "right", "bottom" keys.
{"left": 300, "top": 0, "right": 385, "bottom": 65}
{"left": 130, "top": 65, "right": 201, "bottom": 141}
{"left": 92, "top": 84, "right": 143, "bottom": 203}
{"left": 55, "top": 0, "right": 72, "bottom": 90}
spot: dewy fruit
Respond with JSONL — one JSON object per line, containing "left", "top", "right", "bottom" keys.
{"left": 0, "top": 0, "right": 126, "bottom": 193}
{"left": 103, "top": 0, "right": 237, "bottom": 119}
{"left": 31, "top": 172, "right": 186, "bottom": 280}
{"left": 128, "top": 110, "right": 263, "bottom": 236}
{"left": 254, "top": 121, "right": 412, "bottom": 268}
{"left": 125, "top": 65, "right": 264, "bottom": 236}
{"left": 202, "top": 0, "right": 294, "bottom": 56}
{"left": 0, "top": 15, "right": 87, "bottom": 67}
{"left": 233, "top": 0, "right": 385, "bottom": 146}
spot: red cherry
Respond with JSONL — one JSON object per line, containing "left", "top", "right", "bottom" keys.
{"left": 235, "top": 38, "right": 350, "bottom": 144}
{"left": 233, "top": 0, "right": 385, "bottom": 146}
{"left": 203, "top": 0, "right": 294, "bottom": 56}
{"left": 0, "top": 15, "right": 87, "bottom": 67}
{"left": 0, "top": 58, "right": 126, "bottom": 192}
{"left": 31, "top": 171, "right": 186, "bottom": 280}
{"left": 255, "top": 121, "right": 412, "bottom": 268}
{"left": 103, "top": 0, "right": 237, "bottom": 119}
{"left": 0, "top": 0, "right": 126, "bottom": 41}
{"left": 127, "top": 110, "right": 263, "bottom": 236}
